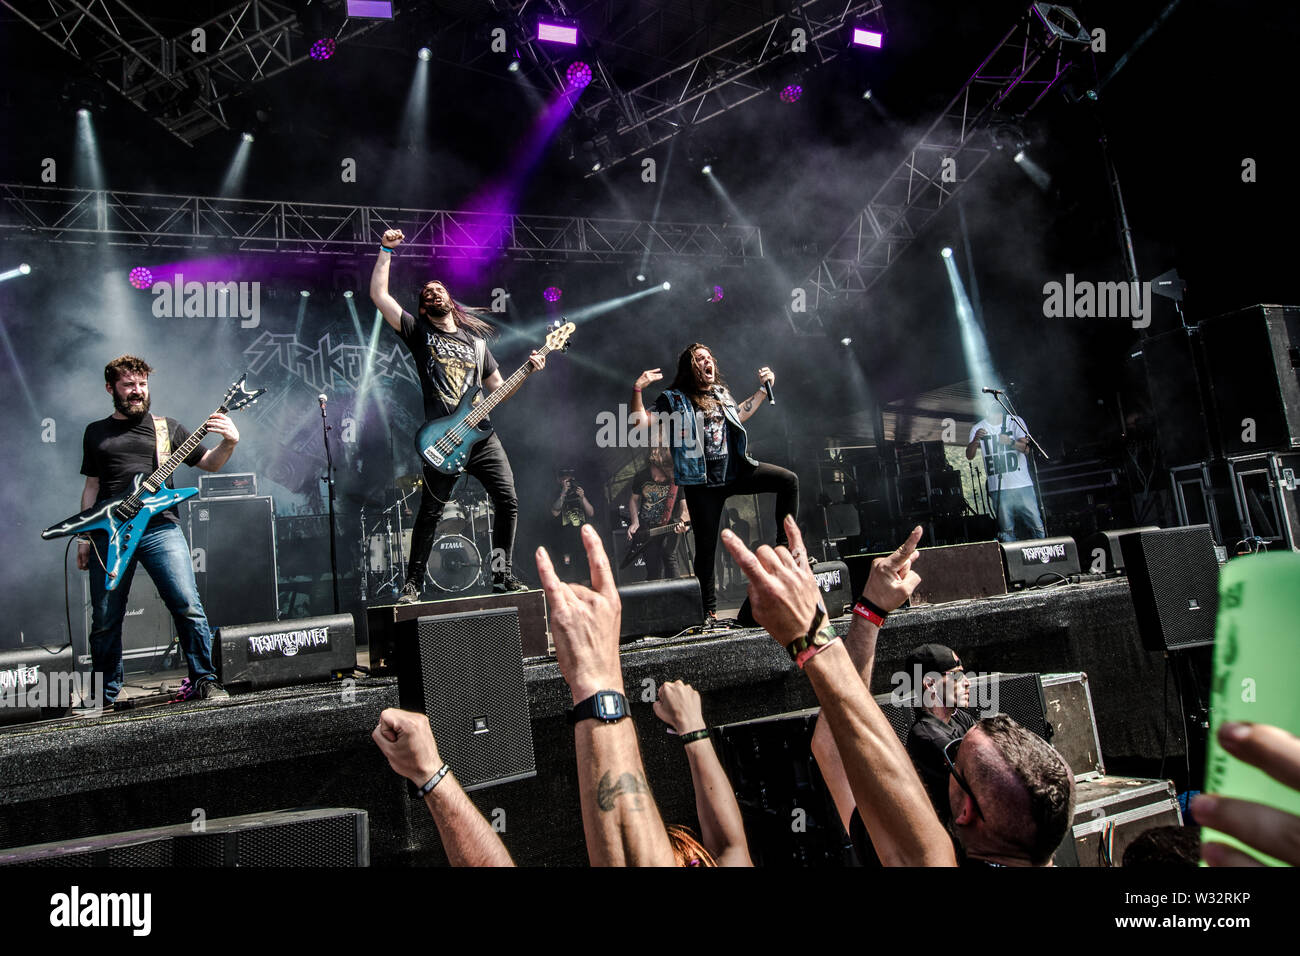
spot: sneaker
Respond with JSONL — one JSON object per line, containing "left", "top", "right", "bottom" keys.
{"left": 492, "top": 571, "right": 529, "bottom": 594}
{"left": 196, "top": 678, "right": 229, "bottom": 700}
{"left": 397, "top": 580, "right": 421, "bottom": 605}
{"left": 171, "top": 678, "right": 197, "bottom": 702}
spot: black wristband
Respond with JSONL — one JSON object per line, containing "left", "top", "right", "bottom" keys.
{"left": 858, "top": 596, "right": 889, "bottom": 620}
{"left": 678, "top": 729, "right": 710, "bottom": 745}
{"left": 416, "top": 763, "right": 450, "bottom": 797}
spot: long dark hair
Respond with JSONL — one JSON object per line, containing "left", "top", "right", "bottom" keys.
{"left": 418, "top": 280, "right": 496, "bottom": 338}
{"left": 667, "top": 342, "right": 727, "bottom": 407}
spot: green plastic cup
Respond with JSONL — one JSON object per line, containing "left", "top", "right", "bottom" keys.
{"left": 1202, "top": 551, "right": 1300, "bottom": 866}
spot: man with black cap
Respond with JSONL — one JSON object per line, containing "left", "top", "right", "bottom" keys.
{"left": 904, "top": 642, "right": 974, "bottom": 821}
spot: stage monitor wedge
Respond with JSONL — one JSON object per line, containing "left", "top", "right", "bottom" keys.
{"left": 1119, "top": 525, "right": 1219, "bottom": 652}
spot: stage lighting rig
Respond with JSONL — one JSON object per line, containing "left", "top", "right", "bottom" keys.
{"left": 1030, "top": 4, "right": 1092, "bottom": 46}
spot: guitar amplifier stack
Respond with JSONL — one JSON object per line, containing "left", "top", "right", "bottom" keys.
{"left": 186, "top": 496, "right": 279, "bottom": 628}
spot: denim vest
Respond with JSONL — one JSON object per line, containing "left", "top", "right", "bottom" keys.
{"left": 660, "top": 387, "right": 757, "bottom": 486}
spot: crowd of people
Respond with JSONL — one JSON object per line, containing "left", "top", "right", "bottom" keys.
{"left": 373, "top": 520, "right": 1300, "bottom": 867}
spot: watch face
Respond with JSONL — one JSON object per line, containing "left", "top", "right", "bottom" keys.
{"left": 596, "top": 692, "right": 624, "bottom": 720}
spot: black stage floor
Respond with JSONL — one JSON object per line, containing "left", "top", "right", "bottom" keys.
{"left": 0, "top": 578, "right": 1191, "bottom": 866}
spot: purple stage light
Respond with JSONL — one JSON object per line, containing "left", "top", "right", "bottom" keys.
{"left": 780, "top": 84, "right": 802, "bottom": 103}
{"left": 310, "top": 38, "right": 336, "bottom": 61}
{"left": 852, "top": 28, "right": 884, "bottom": 48}
{"left": 566, "top": 61, "right": 593, "bottom": 90}
{"left": 543, "top": 286, "right": 563, "bottom": 303}
{"left": 709, "top": 285, "right": 724, "bottom": 303}
{"left": 128, "top": 267, "right": 154, "bottom": 289}
{"left": 537, "top": 20, "right": 578, "bottom": 45}
{"left": 346, "top": 0, "right": 393, "bottom": 17}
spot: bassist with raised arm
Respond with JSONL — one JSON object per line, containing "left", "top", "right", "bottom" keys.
{"left": 370, "top": 229, "right": 545, "bottom": 601}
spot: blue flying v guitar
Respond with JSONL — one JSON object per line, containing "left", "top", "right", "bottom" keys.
{"left": 42, "top": 374, "right": 266, "bottom": 591}
{"left": 417, "top": 321, "right": 574, "bottom": 474}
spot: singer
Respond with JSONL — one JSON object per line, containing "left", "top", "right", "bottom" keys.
{"left": 966, "top": 396, "right": 1046, "bottom": 543}
{"left": 630, "top": 344, "right": 797, "bottom": 624}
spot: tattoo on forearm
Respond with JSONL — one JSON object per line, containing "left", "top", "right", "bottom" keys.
{"left": 742, "top": 399, "right": 753, "bottom": 413}
{"left": 596, "top": 771, "right": 649, "bottom": 812}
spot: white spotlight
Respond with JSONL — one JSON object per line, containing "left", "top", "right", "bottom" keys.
{"left": 940, "top": 247, "right": 953, "bottom": 259}
{"left": 635, "top": 273, "right": 646, "bottom": 282}
{"left": 418, "top": 47, "right": 432, "bottom": 61}
{"left": 19, "top": 263, "right": 31, "bottom": 275}
{"left": 840, "top": 337, "right": 853, "bottom": 347}
{"left": 591, "top": 161, "right": 602, "bottom": 172}
{"left": 863, "top": 89, "right": 873, "bottom": 100}
{"left": 661, "top": 281, "right": 671, "bottom": 291}
{"left": 701, "top": 164, "right": 712, "bottom": 175}
{"left": 77, "top": 107, "right": 90, "bottom": 119}
{"left": 343, "top": 290, "right": 354, "bottom": 298}
{"left": 1013, "top": 150, "right": 1026, "bottom": 164}
{"left": 507, "top": 59, "right": 521, "bottom": 73}
{"left": 300, "top": 289, "right": 311, "bottom": 298}
{"left": 242, "top": 131, "right": 255, "bottom": 143}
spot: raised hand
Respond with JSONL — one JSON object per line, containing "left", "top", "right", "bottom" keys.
{"left": 635, "top": 369, "right": 663, "bottom": 390}
{"left": 757, "top": 366, "right": 774, "bottom": 388}
{"left": 535, "top": 525, "right": 623, "bottom": 704}
{"left": 864, "top": 525, "right": 923, "bottom": 613}
{"left": 654, "top": 680, "right": 706, "bottom": 735}
{"left": 372, "top": 708, "right": 442, "bottom": 784}
{"left": 381, "top": 228, "right": 405, "bottom": 248}
{"left": 721, "top": 515, "right": 822, "bottom": 647}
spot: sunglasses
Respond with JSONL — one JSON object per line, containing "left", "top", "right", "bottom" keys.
{"left": 943, "top": 736, "right": 984, "bottom": 820}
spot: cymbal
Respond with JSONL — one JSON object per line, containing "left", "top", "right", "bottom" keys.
{"left": 396, "top": 473, "right": 423, "bottom": 495}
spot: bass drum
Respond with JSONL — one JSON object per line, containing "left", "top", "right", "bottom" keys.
{"left": 427, "top": 534, "right": 482, "bottom": 592}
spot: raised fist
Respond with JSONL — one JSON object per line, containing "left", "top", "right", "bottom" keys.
{"left": 381, "top": 228, "right": 405, "bottom": 248}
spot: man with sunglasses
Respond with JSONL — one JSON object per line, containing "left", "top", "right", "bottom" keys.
{"left": 905, "top": 643, "right": 976, "bottom": 822}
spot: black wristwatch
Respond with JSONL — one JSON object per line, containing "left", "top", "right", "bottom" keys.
{"left": 567, "top": 690, "right": 629, "bottom": 725}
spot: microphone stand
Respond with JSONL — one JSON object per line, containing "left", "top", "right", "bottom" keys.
{"left": 320, "top": 400, "right": 340, "bottom": 614}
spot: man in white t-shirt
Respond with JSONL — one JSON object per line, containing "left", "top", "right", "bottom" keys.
{"left": 965, "top": 401, "right": 1045, "bottom": 543}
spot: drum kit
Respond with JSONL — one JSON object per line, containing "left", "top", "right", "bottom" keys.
{"left": 363, "top": 474, "right": 494, "bottom": 599}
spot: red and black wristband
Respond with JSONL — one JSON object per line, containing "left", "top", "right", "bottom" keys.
{"left": 852, "top": 597, "right": 888, "bottom": 628}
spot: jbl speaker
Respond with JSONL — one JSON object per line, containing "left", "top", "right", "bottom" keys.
{"left": 397, "top": 606, "right": 535, "bottom": 791}
{"left": 188, "top": 496, "right": 278, "bottom": 628}
{"left": 0, "top": 808, "right": 370, "bottom": 866}
{"left": 1200, "top": 304, "right": 1300, "bottom": 456}
{"left": 617, "top": 577, "right": 703, "bottom": 640}
{"left": 0, "top": 644, "right": 76, "bottom": 725}
{"left": 214, "top": 613, "right": 357, "bottom": 692}
{"left": 1000, "top": 537, "right": 1082, "bottom": 589}
{"left": 1119, "top": 525, "right": 1219, "bottom": 652}
{"left": 1078, "top": 527, "right": 1161, "bottom": 575}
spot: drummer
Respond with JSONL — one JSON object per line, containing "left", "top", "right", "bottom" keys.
{"left": 550, "top": 466, "right": 594, "bottom": 582}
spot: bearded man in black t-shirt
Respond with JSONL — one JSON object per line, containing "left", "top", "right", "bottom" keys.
{"left": 79, "top": 355, "right": 241, "bottom": 706}
{"left": 370, "top": 229, "right": 544, "bottom": 602}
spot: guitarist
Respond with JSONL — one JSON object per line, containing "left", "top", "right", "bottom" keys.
{"left": 626, "top": 449, "right": 690, "bottom": 580}
{"left": 370, "top": 229, "right": 543, "bottom": 601}
{"left": 78, "top": 355, "right": 238, "bottom": 706}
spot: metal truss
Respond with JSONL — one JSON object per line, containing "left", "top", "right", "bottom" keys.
{"left": 792, "top": 4, "right": 1087, "bottom": 332}
{"left": 581, "top": 0, "right": 885, "bottom": 174}
{"left": 0, "top": 0, "right": 394, "bottom": 145}
{"left": 0, "top": 184, "right": 764, "bottom": 263}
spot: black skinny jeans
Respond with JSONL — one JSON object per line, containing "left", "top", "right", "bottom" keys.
{"left": 408, "top": 432, "right": 518, "bottom": 582}
{"left": 683, "top": 461, "right": 799, "bottom": 613}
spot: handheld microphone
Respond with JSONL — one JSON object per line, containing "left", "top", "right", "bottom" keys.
{"left": 981, "top": 386, "right": 1002, "bottom": 395}
{"left": 763, "top": 381, "right": 775, "bottom": 405}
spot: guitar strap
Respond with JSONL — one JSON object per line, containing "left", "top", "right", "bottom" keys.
{"left": 151, "top": 414, "right": 171, "bottom": 468}
{"left": 473, "top": 335, "right": 487, "bottom": 381}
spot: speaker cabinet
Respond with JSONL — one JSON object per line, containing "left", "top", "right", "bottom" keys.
{"left": 1119, "top": 526, "right": 1219, "bottom": 652}
{"left": 0, "top": 808, "right": 369, "bottom": 866}
{"left": 843, "top": 542, "right": 1006, "bottom": 607}
{"left": 1000, "top": 537, "right": 1082, "bottom": 589}
{"left": 397, "top": 607, "right": 536, "bottom": 791}
{"left": 1142, "top": 328, "right": 1219, "bottom": 467}
{"left": 617, "top": 577, "right": 703, "bottom": 640}
{"left": 80, "top": 573, "right": 174, "bottom": 675}
{"left": 214, "top": 614, "right": 357, "bottom": 692}
{"left": 188, "top": 496, "right": 278, "bottom": 628}
{"left": 1200, "top": 304, "right": 1300, "bottom": 456}
{"left": 1078, "top": 527, "right": 1161, "bottom": 575}
{"left": 0, "top": 645, "right": 76, "bottom": 724}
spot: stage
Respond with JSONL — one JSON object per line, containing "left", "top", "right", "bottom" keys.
{"left": 0, "top": 577, "right": 1190, "bottom": 866}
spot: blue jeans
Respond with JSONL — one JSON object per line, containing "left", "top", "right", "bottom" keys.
{"left": 993, "top": 485, "right": 1046, "bottom": 543}
{"left": 88, "top": 521, "right": 217, "bottom": 704}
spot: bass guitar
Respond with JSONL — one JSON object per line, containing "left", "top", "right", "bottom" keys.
{"left": 416, "top": 322, "right": 574, "bottom": 475}
{"left": 620, "top": 521, "right": 691, "bottom": 569}
{"left": 42, "top": 374, "right": 266, "bottom": 591}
